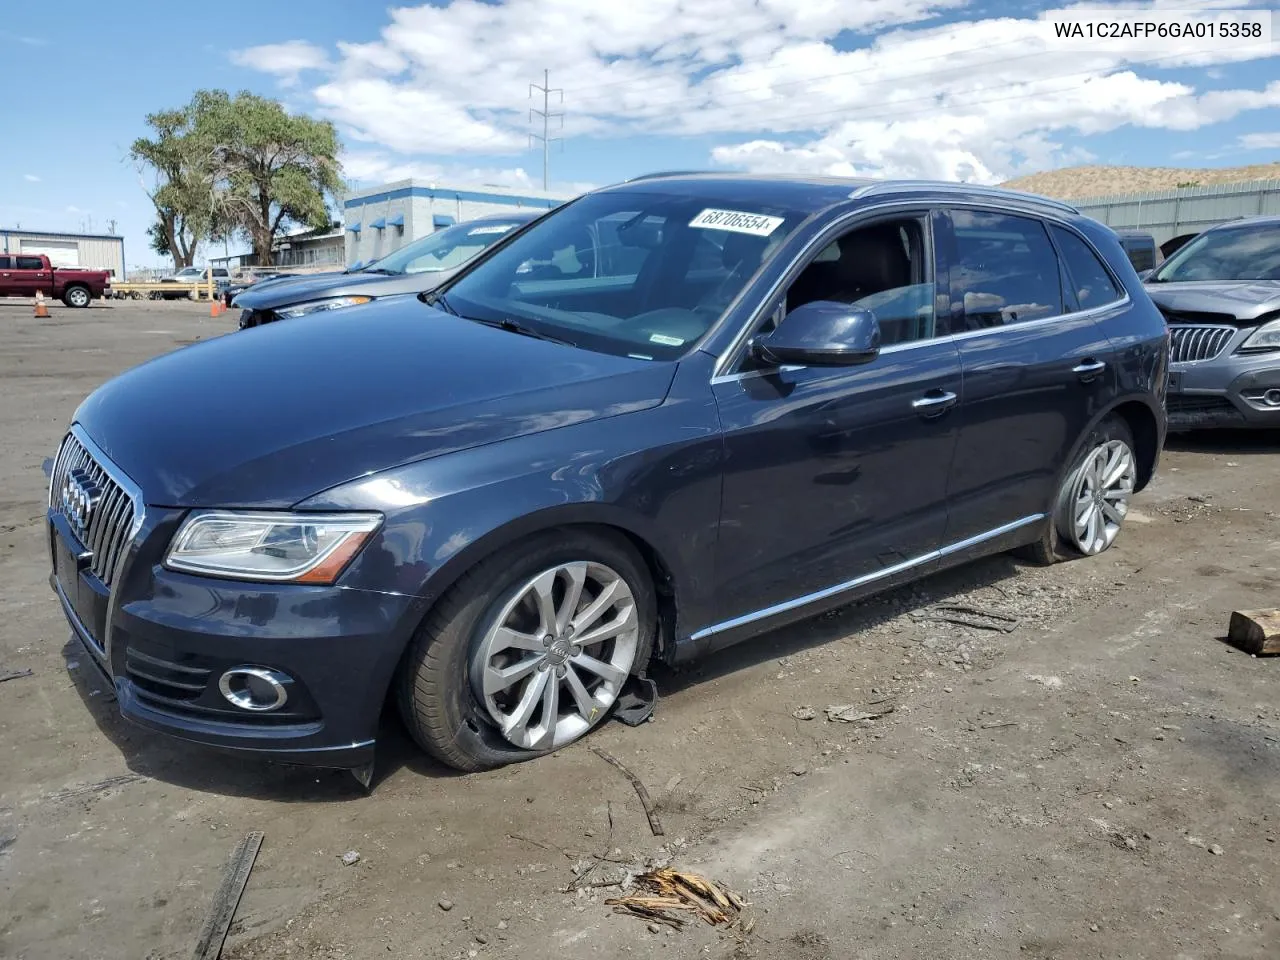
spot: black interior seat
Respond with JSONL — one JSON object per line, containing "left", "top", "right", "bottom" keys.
{"left": 787, "top": 224, "right": 912, "bottom": 312}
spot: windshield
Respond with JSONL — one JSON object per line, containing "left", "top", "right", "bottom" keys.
{"left": 1152, "top": 222, "right": 1280, "bottom": 282}
{"left": 365, "top": 218, "right": 529, "bottom": 275}
{"left": 441, "top": 190, "right": 810, "bottom": 359}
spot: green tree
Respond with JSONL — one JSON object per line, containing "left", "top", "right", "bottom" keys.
{"left": 130, "top": 107, "right": 216, "bottom": 269}
{"left": 196, "top": 90, "right": 343, "bottom": 266}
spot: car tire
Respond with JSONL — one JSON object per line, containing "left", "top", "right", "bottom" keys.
{"left": 1017, "top": 415, "right": 1137, "bottom": 565}
{"left": 396, "top": 528, "right": 657, "bottom": 772}
{"left": 63, "top": 285, "right": 91, "bottom": 308}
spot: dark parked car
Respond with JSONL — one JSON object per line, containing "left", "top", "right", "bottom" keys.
{"left": 233, "top": 210, "right": 543, "bottom": 329}
{"left": 221, "top": 271, "right": 287, "bottom": 306}
{"left": 1115, "top": 229, "right": 1159, "bottom": 273}
{"left": 46, "top": 174, "right": 1168, "bottom": 781}
{"left": 1144, "top": 215, "right": 1280, "bottom": 429}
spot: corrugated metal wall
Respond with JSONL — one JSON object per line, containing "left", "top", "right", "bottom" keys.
{"left": 1073, "top": 179, "right": 1280, "bottom": 246}
{"left": 0, "top": 232, "right": 125, "bottom": 278}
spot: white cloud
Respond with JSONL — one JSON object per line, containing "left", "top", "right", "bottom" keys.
{"left": 230, "top": 40, "right": 329, "bottom": 86}
{"left": 23, "top": 173, "right": 40, "bottom": 182}
{"left": 1239, "top": 131, "right": 1280, "bottom": 150}
{"left": 230, "top": 0, "right": 1280, "bottom": 183}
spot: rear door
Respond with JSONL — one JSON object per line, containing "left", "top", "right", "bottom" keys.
{"left": 939, "top": 208, "right": 1123, "bottom": 544}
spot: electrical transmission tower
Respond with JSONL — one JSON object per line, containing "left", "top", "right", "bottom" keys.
{"left": 529, "top": 69, "right": 563, "bottom": 191}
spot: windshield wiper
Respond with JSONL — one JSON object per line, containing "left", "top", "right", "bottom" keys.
{"left": 360, "top": 267, "right": 399, "bottom": 275}
{"left": 422, "top": 291, "right": 457, "bottom": 313}
{"left": 470, "top": 316, "right": 576, "bottom": 346}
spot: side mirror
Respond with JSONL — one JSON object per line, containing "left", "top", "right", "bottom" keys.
{"left": 750, "top": 301, "right": 881, "bottom": 367}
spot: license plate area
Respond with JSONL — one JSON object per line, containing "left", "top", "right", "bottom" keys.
{"left": 51, "top": 518, "right": 109, "bottom": 660}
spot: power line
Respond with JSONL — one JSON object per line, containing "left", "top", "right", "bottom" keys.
{"left": 529, "top": 69, "right": 564, "bottom": 190}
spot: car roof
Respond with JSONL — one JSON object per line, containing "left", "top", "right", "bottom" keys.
{"left": 594, "top": 171, "right": 1080, "bottom": 218}
{"left": 1202, "top": 214, "right": 1280, "bottom": 232}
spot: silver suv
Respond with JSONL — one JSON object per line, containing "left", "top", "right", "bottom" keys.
{"left": 1144, "top": 216, "right": 1280, "bottom": 430}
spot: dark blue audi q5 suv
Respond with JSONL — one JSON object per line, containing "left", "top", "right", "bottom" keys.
{"left": 47, "top": 174, "right": 1169, "bottom": 778}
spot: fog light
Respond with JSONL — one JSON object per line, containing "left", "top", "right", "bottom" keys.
{"left": 1264, "top": 389, "right": 1280, "bottom": 407}
{"left": 218, "top": 667, "right": 290, "bottom": 712}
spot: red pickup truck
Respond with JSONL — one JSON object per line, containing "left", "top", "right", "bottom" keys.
{"left": 0, "top": 253, "right": 111, "bottom": 307}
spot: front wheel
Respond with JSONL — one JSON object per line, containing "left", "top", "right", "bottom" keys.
{"left": 63, "top": 286, "right": 91, "bottom": 308}
{"left": 1019, "top": 416, "right": 1137, "bottom": 564}
{"left": 397, "top": 529, "right": 656, "bottom": 771}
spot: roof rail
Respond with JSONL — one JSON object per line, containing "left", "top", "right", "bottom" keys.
{"left": 849, "top": 179, "right": 1081, "bottom": 214}
{"left": 622, "top": 170, "right": 712, "bottom": 182}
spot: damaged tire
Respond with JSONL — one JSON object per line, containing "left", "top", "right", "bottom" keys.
{"left": 1018, "top": 416, "right": 1137, "bottom": 565}
{"left": 396, "top": 529, "right": 656, "bottom": 772}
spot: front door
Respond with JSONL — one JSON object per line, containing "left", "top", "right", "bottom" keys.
{"left": 939, "top": 208, "right": 1122, "bottom": 542}
{"left": 709, "top": 211, "right": 961, "bottom": 639}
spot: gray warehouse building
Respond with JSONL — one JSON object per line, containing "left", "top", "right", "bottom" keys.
{"left": 343, "top": 180, "right": 570, "bottom": 267}
{"left": 0, "top": 229, "right": 126, "bottom": 278}
{"left": 1073, "top": 179, "right": 1280, "bottom": 257}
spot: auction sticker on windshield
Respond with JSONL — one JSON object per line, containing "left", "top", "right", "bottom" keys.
{"left": 469, "top": 225, "right": 516, "bottom": 235}
{"left": 688, "top": 208, "right": 785, "bottom": 237}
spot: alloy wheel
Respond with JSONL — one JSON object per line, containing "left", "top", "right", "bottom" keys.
{"left": 67, "top": 288, "right": 90, "bottom": 307}
{"left": 1066, "top": 439, "right": 1136, "bottom": 555}
{"left": 473, "top": 561, "right": 639, "bottom": 750}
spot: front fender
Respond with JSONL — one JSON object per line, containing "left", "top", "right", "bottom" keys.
{"left": 299, "top": 359, "right": 725, "bottom": 651}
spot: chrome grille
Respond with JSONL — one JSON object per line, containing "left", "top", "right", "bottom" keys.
{"left": 49, "top": 432, "right": 138, "bottom": 587}
{"left": 1167, "top": 324, "right": 1235, "bottom": 364}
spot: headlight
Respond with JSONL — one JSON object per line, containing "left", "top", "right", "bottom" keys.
{"left": 1240, "top": 318, "right": 1280, "bottom": 352}
{"left": 275, "top": 295, "right": 373, "bottom": 320}
{"left": 164, "top": 511, "right": 382, "bottom": 583}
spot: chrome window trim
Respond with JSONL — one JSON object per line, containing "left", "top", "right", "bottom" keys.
{"left": 688, "top": 513, "right": 1044, "bottom": 641}
{"left": 711, "top": 198, "right": 1122, "bottom": 381}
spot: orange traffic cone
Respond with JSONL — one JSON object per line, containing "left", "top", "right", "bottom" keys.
{"left": 209, "top": 297, "right": 222, "bottom": 318}
{"left": 34, "top": 291, "right": 50, "bottom": 318}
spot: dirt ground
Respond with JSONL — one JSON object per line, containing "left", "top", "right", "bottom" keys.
{"left": 0, "top": 298, "right": 1277, "bottom": 960}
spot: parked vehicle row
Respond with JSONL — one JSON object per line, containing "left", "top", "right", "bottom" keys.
{"left": 45, "top": 174, "right": 1170, "bottom": 783}
{"left": 232, "top": 210, "right": 542, "bottom": 329}
{"left": 0, "top": 254, "right": 111, "bottom": 307}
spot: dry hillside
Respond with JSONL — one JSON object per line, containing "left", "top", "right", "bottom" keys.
{"left": 1001, "top": 161, "right": 1280, "bottom": 200}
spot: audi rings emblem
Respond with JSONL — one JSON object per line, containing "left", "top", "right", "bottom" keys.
{"left": 61, "top": 469, "right": 101, "bottom": 543}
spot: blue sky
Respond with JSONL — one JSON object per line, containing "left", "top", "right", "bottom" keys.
{"left": 1, "top": 0, "right": 1277, "bottom": 270}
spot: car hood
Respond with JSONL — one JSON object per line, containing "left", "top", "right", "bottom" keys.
{"left": 1144, "top": 279, "right": 1280, "bottom": 323}
{"left": 73, "top": 299, "right": 676, "bottom": 508}
{"left": 235, "top": 269, "right": 458, "bottom": 310}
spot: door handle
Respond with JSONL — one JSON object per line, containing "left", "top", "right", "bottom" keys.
{"left": 912, "top": 389, "right": 958, "bottom": 418}
{"left": 1073, "top": 358, "right": 1106, "bottom": 381}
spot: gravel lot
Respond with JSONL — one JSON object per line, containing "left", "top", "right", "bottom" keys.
{"left": 1, "top": 298, "right": 1277, "bottom": 960}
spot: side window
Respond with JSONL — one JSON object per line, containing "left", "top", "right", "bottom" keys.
{"left": 1051, "top": 225, "right": 1122, "bottom": 310}
{"left": 951, "top": 210, "right": 1063, "bottom": 329}
{"left": 0, "top": 257, "right": 10, "bottom": 269}
{"left": 783, "top": 215, "right": 936, "bottom": 345}
{"left": 16, "top": 256, "right": 45, "bottom": 270}
{"left": 1125, "top": 241, "right": 1155, "bottom": 273}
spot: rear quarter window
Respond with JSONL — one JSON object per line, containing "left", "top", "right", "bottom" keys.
{"left": 1051, "top": 225, "right": 1123, "bottom": 310}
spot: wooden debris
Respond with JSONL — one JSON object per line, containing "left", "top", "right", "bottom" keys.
{"left": 825, "top": 702, "right": 895, "bottom": 723}
{"left": 605, "top": 868, "right": 749, "bottom": 932}
{"left": 0, "top": 668, "right": 33, "bottom": 684}
{"left": 191, "top": 831, "right": 264, "bottom": 960}
{"left": 591, "top": 747, "right": 664, "bottom": 837}
{"left": 1227, "top": 609, "right": 1280, "bottom": 656}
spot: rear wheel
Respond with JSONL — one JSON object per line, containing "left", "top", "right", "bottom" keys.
{"left": 1018, "top": 416, "right": 1137, "bottom": 565}
{"left": 63, "top": 285, "right": 91, "bottom": 308}
{"left": 397, "top": 529, "right": 656, "bottom": 771}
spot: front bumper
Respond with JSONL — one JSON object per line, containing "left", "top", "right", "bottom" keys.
{"left": 50, "top": 506, "right": 417, "bottom": 770}
{"left": 1166, "top": 346, "right": 1280, "bottom": 430}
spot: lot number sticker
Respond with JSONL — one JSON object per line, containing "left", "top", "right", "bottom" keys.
{"left": 688, "top": 208, "right": 785, "bottom": 237}
{"left": 468, "top": 224, "right": 516, "bottom": 235}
